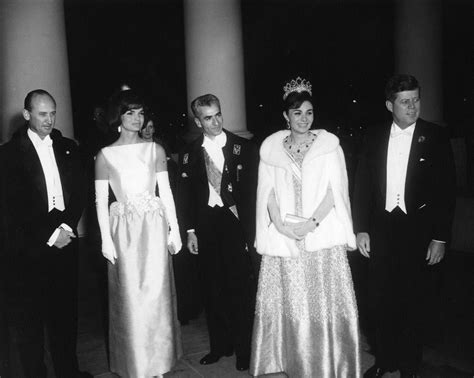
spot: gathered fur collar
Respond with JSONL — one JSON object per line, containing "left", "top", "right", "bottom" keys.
{"left": 260, "top": 129, "right": 339, "bottom": 168}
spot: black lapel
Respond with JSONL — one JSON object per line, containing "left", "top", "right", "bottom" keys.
{"left": 18, "top": 128, "right": 48, "bottom": 210}
{"left": 405, "top": 120, "right": 425, "bottom": 197}
{"left": 193, "top": 134, "right": 208, "bottom": 185}
{"left": 221, "top": 130, "right": 236, "bottom": 190}
{"left": 51, "top": 132, "right": 71, "bottom": 204}
{"left": 377, "top": 122, "right": 392, "bottom": 200}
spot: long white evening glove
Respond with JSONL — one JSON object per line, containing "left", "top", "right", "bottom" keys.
{"left": 95, "top": 180, "right": 117, "bottom": 264}
{"left": 156, "top": 171, "right": 182, "bottom": 254}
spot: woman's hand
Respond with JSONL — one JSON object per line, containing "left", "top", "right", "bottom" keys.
{"left": 293, "top": 219, "right": 318, "bottom": 238}
{"left": 278, "top": 221, "right": 306, "bottom": 240}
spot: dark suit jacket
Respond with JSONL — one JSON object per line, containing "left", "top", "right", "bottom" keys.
{"left": 3, "top": 127, "right": 86, "bottom": 258}
{"left": 353, "top": 118, "right": 456, "bottom": 245}
{"left": 177, "top": 129, "right": 259, "bottom": 247}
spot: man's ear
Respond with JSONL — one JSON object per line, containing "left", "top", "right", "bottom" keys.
{"left": 194, "top": 117, "right": 202, "bottom": 128}
{"left": 22, "top": 109, "right": 31, "bottom": 121}
{"left": 385, "top": 100, "right": 393, "bottom": 113}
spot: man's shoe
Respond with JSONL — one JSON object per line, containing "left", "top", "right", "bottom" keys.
{"left": 400, "top": 370, "right": 419, "bottom": 378}
{"left": 236, "top": 356, "right": 250, "bottom": 371}
{"left": 363, "top": 365, "right": 389, "bottom": 378}
{"left": 199, "top": 350, "right": 233, "bottom": 365}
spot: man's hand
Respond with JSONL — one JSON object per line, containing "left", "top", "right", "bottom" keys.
{"left": 356, "top": 232, "right": 371, "bottom": 258}
{"left": 187, "top": 232, "right": 199, "bottom": 255}
{"left": 426, "top": 240, "right": 445, "bottom": 265}
{"left": 53, "top": 228, "right": 76, "bottom": 249}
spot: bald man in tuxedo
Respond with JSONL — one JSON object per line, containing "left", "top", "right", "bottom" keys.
{"left": 3, "top": 90, "right": 90, "bottom": 378}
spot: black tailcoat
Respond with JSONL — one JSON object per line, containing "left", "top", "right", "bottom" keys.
{"left": 353, "top": 119, "right": 456, "bottom": 371}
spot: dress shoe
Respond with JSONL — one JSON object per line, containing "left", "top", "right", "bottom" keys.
{"left": 235, "top": 355, "right": 250, "bottom": 371}
{"left": 400, "top": 370, "right": 419, "bottom": 378}
{"left": 363, "top": 365, "right": 389, "bottom": 378}
{"left": 199, "top": 350, "right": 233, "bottom": 365}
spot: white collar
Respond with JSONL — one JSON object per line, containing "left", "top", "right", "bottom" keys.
{"left": 202, "top": 131, "right": 227, "bottom": 149}
{"left": 27, "top": 128, "right": 53, "bottom": 146}
{"left": 390, "top": 122, "right": 416, "bottom": 138}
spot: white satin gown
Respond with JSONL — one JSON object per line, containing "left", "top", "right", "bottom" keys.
{"left": 100, "top": 143, "right": 182, "bottom": 377}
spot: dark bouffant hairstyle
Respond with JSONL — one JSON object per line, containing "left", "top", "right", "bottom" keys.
{"left": 107, "top": 89, "right": 144, "bottom": 128}
{"left": 385, "top": 74, "right": 420, "bottom": 102}
{"left": 191, "top": 94, "right": 221, "bottom": 118}
{"left": 283, "top": 90, "right": 313, "bottom": 114}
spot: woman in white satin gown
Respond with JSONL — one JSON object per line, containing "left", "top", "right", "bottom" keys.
{"left": 95, "top": 90, "right": 182, "bottom": 377}
{"left": 251, "top": 78, "right": 361, "bottom": 377}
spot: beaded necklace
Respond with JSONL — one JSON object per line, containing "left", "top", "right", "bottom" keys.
{"left": 283, "top": 131, "right": 317, "bottom": 154}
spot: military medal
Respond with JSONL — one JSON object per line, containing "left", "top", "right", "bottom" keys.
{"left": 233, "top": 144, "right": 241, "bottom": 155}
{"left": 228, "top": 183, "right": 233, "bottom": 192}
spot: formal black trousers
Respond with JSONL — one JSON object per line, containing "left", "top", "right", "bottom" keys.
{"left": 0, "top": 259, "right": 10, "bottom": 377}
{"left": 197, "top": 206, "right": 256, "bottom": 359}
{"left": 368, "top": 207, "right": 434, "bottom": 371}
{"left": 5, "top": 245, "right": 79, "bottom": 378}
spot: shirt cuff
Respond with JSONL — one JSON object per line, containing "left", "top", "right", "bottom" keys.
{"left": 432, "top": 239, "right": 446, "bottom": 244}
{"left": 47, "top": 223, "right": 73, "bottom": 247}
{"left": 187, "top": 229, "right": 195, "bottom": 233}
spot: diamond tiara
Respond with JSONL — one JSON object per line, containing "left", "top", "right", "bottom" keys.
{"left": 283, "top": 77, "right": 312, "bottom": 100}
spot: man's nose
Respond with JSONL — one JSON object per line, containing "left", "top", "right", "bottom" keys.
{"left": 212, "top": 117, "right": 219, "bottom": 126}
{"left": 46, "top": 115, "right": 53, "bottom": 123}
{"left": 407, "top": 100, "right": 416, "bottom": 109}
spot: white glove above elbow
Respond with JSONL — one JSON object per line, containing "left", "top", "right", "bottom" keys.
{"left": 95, "top": 180, "right": 117, "bottom": 264}
{"left": 156, "top": 171, "right": 182, "bottom": 254}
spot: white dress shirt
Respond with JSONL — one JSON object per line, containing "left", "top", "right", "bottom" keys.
{"left": 28, "top": 129, "right": 72, "bottom": 246}
{"left": 385, "top": 122, "right": 415, "bottom": 214}
{"left": 202, "top": 132, "right": 227, "bottom": 208}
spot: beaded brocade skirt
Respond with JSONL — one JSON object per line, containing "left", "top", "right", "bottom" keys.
{"left": 250, "top": 246, "right": 361, "bottom": 377}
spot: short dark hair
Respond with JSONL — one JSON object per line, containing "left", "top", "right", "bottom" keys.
{"left": 283, "top": 90, "right": 313, "bottom": 114}
{"left": 191, "top": 94, "right": 220, "bottom": 118}
{"left": 107, "top": 89, "right": 144, "bottom": 128}
{"left": 24, "top": 89, "right": 56, "bottom": 111}
{"left": 385, "top": 74, "right": 420, "bottom": 102}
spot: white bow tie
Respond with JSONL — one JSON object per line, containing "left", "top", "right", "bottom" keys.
{"left": 203, "top": 134, "right": 226, "bottom": 149}
{"left": 37, "top": 135, "right": 53, "bottom": 147}
{"left": 390, "top": 129, "right": 412, "bottom": 138}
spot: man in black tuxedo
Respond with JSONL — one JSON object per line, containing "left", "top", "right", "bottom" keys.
{"left": 177, "top": 94, "right": 258, "bottom": 371}
{"left": 353, "top": 75, "right": 456, "bottom": 378}
{"left": 3, "top": 90, "right": 90, "bottom": 377}
{"left": 0, "top": 144, "right": 10, "bottom": 377}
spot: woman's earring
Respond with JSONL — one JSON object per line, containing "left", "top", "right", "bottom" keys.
{"left": 118, "top": 126, "right": 121, "bottom": 133}
{"left": 286, "top": 121, "right": 290, "bottom": 129}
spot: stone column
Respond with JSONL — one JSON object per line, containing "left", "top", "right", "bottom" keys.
{"left": 394, "top": 0, "right": 443, "bottom": 124}
{"left": 0, "top": 0, "right": 74, "bottom": 144}
{"left": 183, "top": 0, "right": 251, "bottom": 139}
